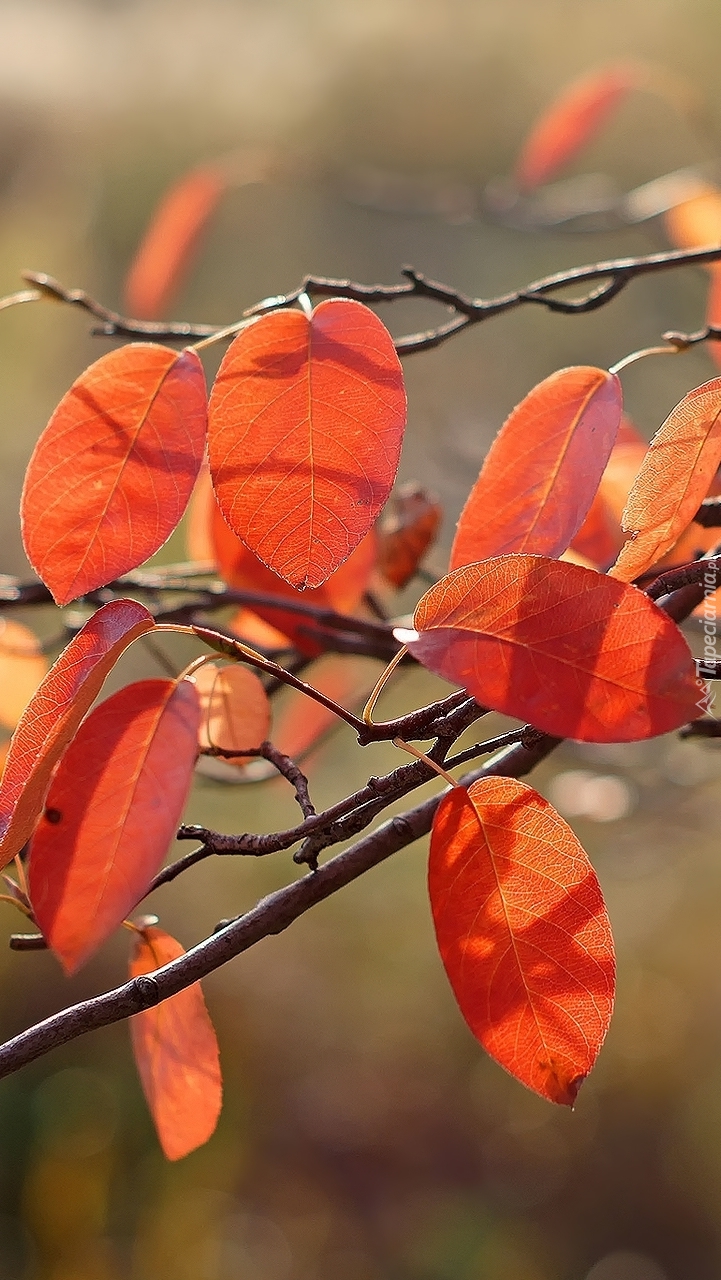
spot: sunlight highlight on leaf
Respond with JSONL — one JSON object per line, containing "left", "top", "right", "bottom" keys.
{"left": 193, "top": 662, "right": 270, "bottom": 765}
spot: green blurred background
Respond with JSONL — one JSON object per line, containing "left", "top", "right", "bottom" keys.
{"left": 3, "top": 1, "right": 721, "bottom": 1277}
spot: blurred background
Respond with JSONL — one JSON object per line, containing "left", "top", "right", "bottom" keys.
{"left": 3, "top": 1, "right": 721, "bottom": 1277}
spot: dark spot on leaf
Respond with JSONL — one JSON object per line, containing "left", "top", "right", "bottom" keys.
{"left": 44, "top": 808, "right": 62, "bottom": 825}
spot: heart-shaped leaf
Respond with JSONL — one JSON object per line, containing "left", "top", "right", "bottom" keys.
{"left": 21, "top": 344, "right": 207, "bottom": 605}
{"left": 207, "top": 298, "right": 406, "bottom": 589}
{"left": 430, "top": 778, "right": 615, "bottom": 1104}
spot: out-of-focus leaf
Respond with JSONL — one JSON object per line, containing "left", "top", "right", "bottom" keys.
{"left": 207, "top": 299, "right": 406, "bottom": 589}
{"left": 610, "top": 377, "right": 721, "bottom": 582}
{"left": 0, "top": 620, "right": 49, "bottom": 731}
{"left": 377, "top": 483, "right": 442, "bottom": 588}
{"left": 450, "top": 368, "right": 622, "bottom": 570}
{"left": 29, "top": 678, "right": 200, "bottom": 974}
{"left": 193, "top": 662, "right": 270, "bottom": 765}
{"left": 403, "top": 556, "right": 701, "bottom": 742}
{"left": 21, "top": 345, "right": 207, "bottom": 605}
{"left": 515, "top": 64, "right": 640, "bottom": 191}
{"left": 0, "top": 600, "right": 154, "bottom": 867}
{"left": 124, "top": 164, "right": 227, "bottom": 320}
{"left": 571, "top": 415, "right": 648, "bottom": 569}
{"left": 429, "top": 777, "right": 615, "bottom": 1104}
{"left": 130, "top": 926, "right": 222, "bottom": 1161}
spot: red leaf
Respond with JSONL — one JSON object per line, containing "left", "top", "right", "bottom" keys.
{"left": 124, "top": 165, "right": 227, "bottom": 319}
{"left": 129, "top": 926, "right": 222, "bottom": 1160}
{"left": 21, "top": 344, "right": 207, "bottom": 605}
{"left": 29, "top": 678, "right": 200, "bottom": 973}
{"left": 515, "top": 64, "right": 639, "bottom": 191}
{"left": 207, "top": 299, "right": 406, "bottom": 589}
{"left": 404, "top": 556, "right": 701, "bottom": 742}
{"left": 193, "top": 662, "right": 270, "bottom": 764}
{"left": 211, "top": 495, "right": 378, "bottom": 658}
{"left": 610, "top": 377, "right": 721, "bottom": 582}
{"left": 0, "top": 599, "right": 154, "bottom": 867}
{"left": 429, "top": 778, "right": 615, "bottom": 1104}
{"left": 570, "top": 416, "right": 648, "bottom": 569}
{"left": 377, "top": 483, "right": 442, "bottom": 588}
{"left": 450, "top": 368, "right": 622, "bottom": 570}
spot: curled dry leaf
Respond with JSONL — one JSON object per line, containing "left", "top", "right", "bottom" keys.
{"left": 404, "top": 556, "right": 701, "bottom": 742}
{"left": 124, "top": 164, "right": 227, "bottom": 319}
{"left": 515, "top": 63, "right": 640, "bottom": 191}
{"left": 21, "top": 344, "right": 207, "bottom": 606}
{"left": 610, "top": 377, "right": 721, "bottom": 582}
{"left": 193, "top": 662, "right": 270, "bottom": 765}
{"left": 450, "top": 367, "right": 622, "bottom": 570}
{"left": 377, "top": 483, "right": 442, "bottom": 588}
{"left": 0, "top": 599, "right": 154, "bottom": 868}
{"left": 29, "top": 678, "right": 200, "bottom": 973}
{"left": 430, "top": 777, "right": 615, "bottom": 1104}
{"left": 0, "top": 619, "right": 49, "bottom": 731}
{"left": 129, "top": 926, "right": 222, "bottom": 1161}
{"left": 207, "top": 298, "right": 406, "bottom": 589}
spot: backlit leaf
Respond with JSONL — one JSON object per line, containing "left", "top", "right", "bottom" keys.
{"left": 124, "top": 164, "right": 227, "bottom": 319}
{"left": 377, "top": 483, "right": 442, "bottom": 588}
{"left": 207, "top": 299, "right": 406, "bottom": 589}
{"left": 515, "top": 64, "right": 639, "bottom": 191}
{"left": 211, "top": 495, "right": 378, "bottom": 657}
{"left": 193, "top": 662, "right": 270, "bottom": 764}
{"left": 21, "top": 344, "right": 207, "bottom": 605}
{"left": 450, "top": 367, "right": 622, "bottom": 570}
{"left": 610, "top": 377, "right": 721, "bottom": 582}
{"left": 665, "top": 186, "right": 721, "bottom": 370}
{"left": 130, "top": 926, "right": 222, "bottom": 1160}
{"left": 0, "top": 620, "right": 49, "bottom": 731}
{"left": 429, "top": 777, "right": 615, "bottom": 1104}
{"left": 29, "top": 678, "right": 199, "bottom": 974}
{"left": 0, "top": 599, "right": 154, "bottom": 867}
{"left": 404, "top": 555, "right": 701, "bottom": 742}
{"left": 570, "top": 416, "right": 648, "bottom": 569}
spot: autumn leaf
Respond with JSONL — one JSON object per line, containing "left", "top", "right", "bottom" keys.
{"left": 429, "top": 777, "right": 615, "bottom": 1104}
{"left": 129, "top": 926, "right": 222, "bottom": 1160}
{"left": 124, "top": 165, "right": 227, "bottom": 319}
{"left": 207, "top": 298, "right": 406, "bottom": 589}
{"left": 211, "top": 493, "right": 378, "bottom": 658}
{"left": 193, "top": 662, "right": 270, "bottom": 765}
{"left": 450, "top": 367, "right": 622, "bottom": 570}
{"left": 402, "top": 555, "right": 701, "bottom": 742}
{"left": 570, "top": 416, "right": 648, "bottom": 569}
{"left": 377, "top": 483, "right": 442, "bottom": 588}
{"left": 21, "top": 344, "right": 207, "bottom": 605}
{"left": 0, "top": 620, "right": 49, "bottom": 731}
{"left": 28, "top": 678, "right": 200, "bottom": 974}
{"left": 610, "top": 377, "right": 721, "bottom": 582}
{"left": 515, "top": 64, "right": 640, "bottom": 191}
{"left": 0, "top": 599, "right": 154, "bottom": 867}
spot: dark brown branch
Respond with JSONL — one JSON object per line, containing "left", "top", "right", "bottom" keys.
{"left": 645, "top": 556, "right": 721, "bottom": 601}
{"left": 205, "top": 741, "right": 316, "bottom": 820}
{"left": 0, "top": 734, "right": 558, "bottom": 1080}
{"left": 21, "top": 242, "right": 721, "bottom": 358}
{"left": 693, "top": 496, "right": 721, "bottom": 528}
{"left": 679, "top": 718, "right": 721, "bottom": 738}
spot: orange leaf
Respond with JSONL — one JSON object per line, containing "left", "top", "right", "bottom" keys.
{"left": 571, "top": 415, "right": 648, "bottom": 569}
{"left": 207, "top": 299, "right": 406, "bottom": 589}
{"left": 28, "top": 678, "right": 200, "bottom": 973}
{"left": 450, "top": 368, "right": 622, "bottom": 570}
{"left": 212, "top": 497, "right": 378, "bottom": 657}
{"left": 707, "top": 268, "right": 721, "bottom": 372}
{"left": 429, "top": 778, "right": 615, "bottom": 1104}
{"left": 0, "top": 620, "right": 49, "bottom": 731}
{"left": 21, "top": 344, "right": 207, "bottom": 606}
{"left": 664, "top": 183, "right": 721, "bottom": 251}
{"left": 0, "top": 599, "right": 154, "bottom": 867}
{"left": 404, "top": 556, "right": 701, "bottom": 742}
{"left": 129, "top": 926, "right": 222, "bottom": 1160}
{"left": 193, "top": 662, "right": 270, "bottom": 764}
{"left": 124, "top": 165, "right": 227, "bottom": 320}
{"left": 610, "top": 377, "right": 721, "bottom": 582}
{"left": 515, "top": 64, "right": 639, "bottom": 191}
{"left": 185, "top": 462, "right": 217, "bottom": 566}
{"left": 377, "top": 483, "right": 442, "bottom": 588}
